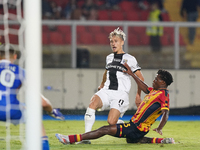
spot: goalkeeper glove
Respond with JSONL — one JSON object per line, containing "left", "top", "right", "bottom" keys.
{"left": 49, "top": 108, "right": 65, "bottom": 120}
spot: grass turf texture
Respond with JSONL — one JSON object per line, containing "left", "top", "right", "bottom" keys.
{"left": 0, "top": 120, "right": 200, "bottom": 150}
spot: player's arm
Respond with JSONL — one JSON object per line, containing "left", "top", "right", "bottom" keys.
{"left": 42, "top": 95, "right": 53, "bottom": 112}
{"left": 98, "top": 69, "right": 107, "bottom": 91}
{"left": 123, "top": 63, "right": 149, "bottom": 94}
{"left": 42, "top": 95, "right": 65, "bottom": 120}
{"left": 134, "top": 70, "right": 144, "bottom": 107}
{"left": 153, "top": 109, "right": 169, "bottom": 135}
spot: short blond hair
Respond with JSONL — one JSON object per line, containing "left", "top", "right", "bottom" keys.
{"left": 108, "top": 27, "right": 126, "bottom": 41}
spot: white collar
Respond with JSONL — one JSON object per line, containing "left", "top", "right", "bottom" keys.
{"left": 0, "top": 59, "right": 11, "bottom": 63}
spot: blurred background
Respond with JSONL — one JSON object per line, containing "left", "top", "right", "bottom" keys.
{"left": 40, "top": 0, "right": 200, "bottom": 69}
{"left": 1, "top": 0, "right": 200, "bottom": 115}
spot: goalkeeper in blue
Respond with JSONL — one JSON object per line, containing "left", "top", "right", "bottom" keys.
{"left": 0, "top": 44, "right": 64, "bottom": 150}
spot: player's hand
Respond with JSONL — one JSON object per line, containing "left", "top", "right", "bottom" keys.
{"left": 49, "top": 108, "right": 65, "bottom": 120}
{"left": 97, "top": 86, "right": 101, "bottom": 91}
{"left": 98, "top": 84, "right": 104, "bottom": 91}
{"left": 153, "top": 128, "right": 163, "bottom": 135}
{"left": 123, "top": 63, "right": 133, "bottom": 76}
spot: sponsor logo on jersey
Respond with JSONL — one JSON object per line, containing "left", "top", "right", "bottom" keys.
{"left": 113, "top": 58, "right": 121, "bottom": 62}
{"left": 106, "top": 64, "right": 127, "bottom": 72}
{"left": 122, "top": 59, "right": 128, "bottom": 63}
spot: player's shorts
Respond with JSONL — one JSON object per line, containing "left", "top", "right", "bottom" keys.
{"left": 115, "top": 120, "right": 148, "bottom": 142}
{"left": 95, "top": 89, "right": 129, "bottom": 117}
{"left": 0, "top": 103, "right": 26, "bottom": 125}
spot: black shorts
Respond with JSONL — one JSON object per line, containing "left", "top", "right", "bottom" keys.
{"left": 115, "top": 120, "right": 148, "bottom": 143}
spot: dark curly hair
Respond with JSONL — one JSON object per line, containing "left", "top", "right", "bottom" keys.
{"left": 157, "top": 69, "right": 173, "bottom": 86}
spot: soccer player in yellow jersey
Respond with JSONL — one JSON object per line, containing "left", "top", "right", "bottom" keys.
{"left": 55, "top": 63, "right": 175, "bottom": 144}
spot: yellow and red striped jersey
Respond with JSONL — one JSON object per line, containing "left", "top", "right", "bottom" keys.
{"left": 131, "top": 87, "right": 170, "bottom": 132}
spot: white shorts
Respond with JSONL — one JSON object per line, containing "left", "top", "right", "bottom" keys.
{"left": 95, "top": 89, "right": 129, "bottom": 118}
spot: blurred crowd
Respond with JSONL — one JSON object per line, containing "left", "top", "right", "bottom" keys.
{"left": 42, "top": 0, "right": 166, "bottom": 20}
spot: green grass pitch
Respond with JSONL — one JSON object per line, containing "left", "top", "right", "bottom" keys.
{"left": 0, "top": 120, "right": 200, "bottom": 150}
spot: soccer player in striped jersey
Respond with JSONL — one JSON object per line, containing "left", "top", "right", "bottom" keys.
{"left": 0, "top": 44, "right": 64, "bottom": 150}
{"left": 55, "top": 64, "right": 174, "bottom": 144}
{"left": 77, "top": 27, "right": 144, "bottom": 144}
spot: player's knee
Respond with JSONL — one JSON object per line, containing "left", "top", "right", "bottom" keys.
{"left": 107, "top": 118, "right": 117, "bottom": 125}
{"left": 42, "top": 99, "right": 50, "bottom": 108}
{"left": 88, "top": 102, "right": 97, "bottom": 110}
{"left": 88, "top": 95, "right": 102, "bottom": 110}
{"left": 42, "top": 102, "right": 48, "bottom": 108}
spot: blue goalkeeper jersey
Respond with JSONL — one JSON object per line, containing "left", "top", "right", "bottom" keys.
{"left": 0, "top": 59, "right": 25, "bottom": 104}
{"left": 0, "top": 59, "right": 25, "bottom": 121}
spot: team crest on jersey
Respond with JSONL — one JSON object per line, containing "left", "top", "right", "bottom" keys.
{"left": 150, "top": 91, "right": 161, "bottom": 96}
{"left": 143, "top": 96, "right": 150, "bottom": 103}
{"left": 123, "top": 59, "right": 128, "bottom": 63}
{"left": 108, "top": 58, "right": 112, "bottom": 62}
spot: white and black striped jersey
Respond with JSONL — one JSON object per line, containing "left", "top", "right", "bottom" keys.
{"left": 103, "top": 53, "right": 141, "bottom": 93}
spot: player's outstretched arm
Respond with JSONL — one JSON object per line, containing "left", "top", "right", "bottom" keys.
{"left": 153, "top": 109, "right": 169, "bottom": 135}
{"left": 123, "top": 63, "right": 149, "bottom": 94}
{"left": 42, "top": 95, "right": 53, "bottom": 112}
{"left": 42, "top": 95, "right": 65, "bottom": 120}
{"left": 134, "top": 70, "right": 144, "bottom": 107}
